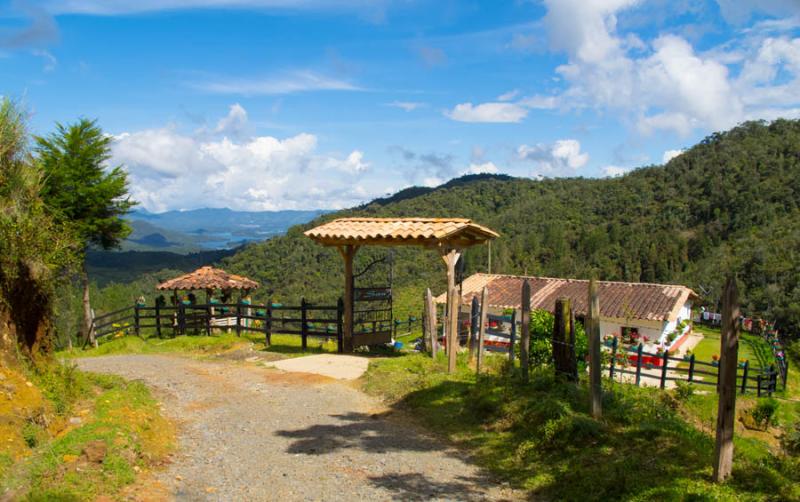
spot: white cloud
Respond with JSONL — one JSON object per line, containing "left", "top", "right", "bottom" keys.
{"left": 214, "top": 103, "right": 248, "bottom": 136}
{"left": 112, "top": 105, "right": 375, "bottom": 211}
{"left": 602, "top": 165, "right": 629, "bottom": 177}
{"left": 190, "top": 70, "right": 362, "bottom": 95}
{"left": 518, "top": 95, "right": 559, "bottom": 109}
{"left": 386, "top": 101, "right": 425, "bottom": 111}
{"left": 517, "top": 139, "right": 589, "bottom": 174}
{"left": 662, "top": 149, "right": 684, "bottom": 163}
{"left": 465, "top": 161, "right": 499, "bottom": 175}
{"left": 497, "top": 89, "right": 520, "bottom": 101}
{"left": 540, "top": 0, "right": 800, "bottom": 136}
{"left": 31, "top": 49, "right": 57, "bottom": 71}
{"left": 446, "top": 102, "right": 528, "bottom": 123}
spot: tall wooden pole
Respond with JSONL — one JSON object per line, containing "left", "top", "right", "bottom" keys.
{"left": 588, "top": 278, "right": 602, "bottom": 418}
{"left": 520, "top": 280, "right": 531, "bottom": 382}
{"left": 339, "top": 245, "right": 358, "bottom": 353}
{"left": 477, "top": 286, "right": 489, "bottom": 374}
{"left": 425, "top": 288, "right": 438, "bottom": 358}
{"left": 468, "top": 296, "right": 479, "bottom": 363}
{"left": 441, "top": 247, "right": 462, "bottom": 373}
{"left": 714, "top": 276, "right": 740, "bottom": 483}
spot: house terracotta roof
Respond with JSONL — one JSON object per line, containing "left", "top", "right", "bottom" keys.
{"left": 436, "top": 273, "right": 697, "bottom": 323}
{"left": 156, "top": 266, "right": 259, "bottom": 291}
{"left": 304, "top": 217, "right": 498, "bottom": 248}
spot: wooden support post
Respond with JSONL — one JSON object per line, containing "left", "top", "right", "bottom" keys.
{"left": 235, "top": 302, "right": 242, "bottom": 337}
{"left": 134, "top": 304, "right": 141, "bottom": 338}
{"left": 509, "top": 310, "right": 517, "bottom": 366}
{"left": 740, "top": 360, "right": 749, "bottom": 394}
{"left": 635, "top": 343, "right": 643, "bottom": 386}
{"left": 425, "top": 288, "right": 437, "bottom": 358}
{"left": 588, "top": 278, "right": 602, "bottom": 418}
{"left": 301, "top": 297, "right": 308, "bottom": 352}
{"left": 476, "top": 287, "right": 488, "bottom": 375}
{"left": 568, "top": 307, "right": 577, "bottom": 381}
{"left": 520, "top": 280, "right": 531, "bottom": 382}
{"left": 660, "top": 350, "right": 669, "bottom": 389}
{"left": 266, "top": 299, "right": 273, "bottom": 347}
{"left": 713, "top": 276, "right": 740, "bottom": 483}
{"left": 688, "top": 354, "right": 696, "bottom": 382}
{"left": 336, "top": 297, "right": 344, "bottom": 353}
{"left": 338, "top": 245, "right": 358, "bottom": 353}
{"left": 553, "top": 297, "right": 571, "bottom": 380}
{"left": 178, "top": 303, "right": 186, "bottom": 337}
{"left": 609, "top": 336, "right": 618, "bottom": 379}
{"left": 440, "top": 247, "right": 462, "bottom": 373}
{"left": 155, "top": 302, "right": 162, "bottom": 339}
{"left": 468, "top": 296, "right": 479, "bottom": 363}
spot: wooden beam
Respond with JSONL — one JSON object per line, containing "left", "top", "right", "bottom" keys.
{"left": 477, "top": 286, "right": 489, "bottom": 375}
{"left": 588, "top": 278, "right": 602, "bottom": 418}
{"left": 425, "top": 288, "right": 438, "bottom": 358}
{"left": 713, "top": 276, "right": 740, "bottom": 483}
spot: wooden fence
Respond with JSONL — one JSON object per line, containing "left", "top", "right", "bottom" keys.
{"left": 604, "top": 338, "right": 780, "bottom": 396}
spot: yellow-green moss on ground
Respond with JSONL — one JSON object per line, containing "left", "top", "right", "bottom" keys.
{"left": 0, "top": 362, "right": 174, "bottom": 501}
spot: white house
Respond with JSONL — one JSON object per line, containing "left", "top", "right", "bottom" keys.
{"left": 437, "top": 273, "right": 697, "bottom": 351}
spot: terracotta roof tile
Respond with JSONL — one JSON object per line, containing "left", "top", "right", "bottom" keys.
{"left": 304, "top": 217, "right": 499, "bottom": 247}
{"left": 436, "top": 273, "right": 697, "bottom": 323}
{"left": 156, "top": 266, "right": 259, "bottom": 291}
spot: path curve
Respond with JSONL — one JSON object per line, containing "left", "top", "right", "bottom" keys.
{"left": 76, "top": 355, "right": 520, "bottom": 501}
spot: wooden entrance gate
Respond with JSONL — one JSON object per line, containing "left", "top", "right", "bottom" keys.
{"left": 352, "top": 251, "right": 393, "bottom": 346}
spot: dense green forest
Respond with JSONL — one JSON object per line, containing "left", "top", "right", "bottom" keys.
{"left": 216, "top": 119, "right": 800, "bottom": 334}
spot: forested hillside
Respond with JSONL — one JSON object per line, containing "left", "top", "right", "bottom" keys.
{"left": 222, "top": 119, "right": 800, "bottom": 333}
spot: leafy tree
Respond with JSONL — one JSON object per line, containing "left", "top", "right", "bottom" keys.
{"left": 36, "top": 119, "right": 134, "bottom": 345}
{"left": 0, "top": 98, "right": 76, "bottom": 356}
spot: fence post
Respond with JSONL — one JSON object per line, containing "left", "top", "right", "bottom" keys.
{"left": 568, "top": 307, "right": 577, "bottom": 382}
{"left": 509, "top": 310, "right": 517, "bottom": 366}
{"left": 155, "top": 302, "right": 162, "bottom": 339}
{"left": 266, "top": 299, "right": 273, "bottom": 347}
{"left": 609, "top": 336, "right": 618, "bottom": 379}
{"left": 235, "top": 302, "right": 242, "bottom": 336}
{"left": 769, "top": 365, "right": 776, "bottom": 396}
{"left": 740, "top": 360, "right": 749, "bottom": 394}
{"left": 713, "top": 276, "right": 741, "bottom": 483}
{"left": 688, "top": 354, "right": 696, "bottom": 382}
{"left": 425, "top": 289, "right": 437, "bottom": 358}
{"left": 588, "top": 278, "right": 602, "bottom": 418}
{"left": 520, "top": 280, "right": 531, "bottom": 382}
{"left": 477, "top": 287, "right": 488, "bottom": 375}
{"left": 205, "top": 304, "right": 212, "bottom": 336}
{"left": 660, "top": 350, "right": 669, "bottom": 389}
{"left": 301, "top": 297, "right": 308, "bottom": 352}
{"left": 635, "top": 343, "right": 643, "bottom": 386}
{"left": 757, "top": 374, "right": 763, "bottom": 397}
{"left": 469, "top": 296, "right": 479, "bottom": 363}
{"left": 134, "top": 304, "right": 141, "bottom": 338}
{"left": 337, "top": 297, "right": 344, "bottom": 354}
{"left": 178, "top": 303, "right": 186, "bottom": 336}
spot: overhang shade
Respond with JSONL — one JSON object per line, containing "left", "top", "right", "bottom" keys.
{"left": 303, "top": 217, "right": 499, "bottom": 248}
{"left": 156, "top": 266, "right": 259, "bottom": 292}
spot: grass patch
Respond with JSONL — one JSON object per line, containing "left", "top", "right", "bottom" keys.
{"left": 689, "top": 325, "right": 773, "bottom": 369}
{"left": 1, "top": 363, "right": 174, "bottom": 501}
{"left": 363, "top": 352, "right": 800, "bottom": 501}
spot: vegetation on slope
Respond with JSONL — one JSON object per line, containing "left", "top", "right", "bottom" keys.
{"left": 220, "top": 119, "right": 800, "bottom": 334}
{"left": 362, "top": 353, "right": 800, "bottom": 501}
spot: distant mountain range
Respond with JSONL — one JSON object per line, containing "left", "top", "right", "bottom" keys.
{"left": 121, "top": 208, "right": 326, "bottom": 253}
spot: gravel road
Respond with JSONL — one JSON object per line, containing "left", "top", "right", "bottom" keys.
{"left": 76, "top": 355, "right": 521, "bottom": 501}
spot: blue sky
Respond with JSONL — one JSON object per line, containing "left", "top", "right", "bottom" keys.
{"left": 2, "top": 0, "right": 800, "bottom": 211}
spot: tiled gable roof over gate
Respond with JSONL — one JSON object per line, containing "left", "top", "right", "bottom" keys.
{"left": 436, "top": 273, "right": 697, "bottom": 323}
{"left": 304, "top": 217, "right": 499, "bottom": 247}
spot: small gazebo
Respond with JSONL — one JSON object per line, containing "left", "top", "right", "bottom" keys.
{"left": 156, "top": 266, "right": 259, "bottom": 304}
{"left": 305, "top": 217, "right": 498, "bottom": 371}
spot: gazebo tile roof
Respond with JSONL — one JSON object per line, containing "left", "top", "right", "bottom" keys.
{"left": 304, "top": 217, "right": 499, "bottom": 246}
{"left": 156, "top": 266, "right": 259, "bottom": 291}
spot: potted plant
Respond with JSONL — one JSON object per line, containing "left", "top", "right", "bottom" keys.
{"left": 683, "top": 349, "right": 693, "bottom": 361}
{"left": 711, "top": 354, "right": 720, "bottom": 367}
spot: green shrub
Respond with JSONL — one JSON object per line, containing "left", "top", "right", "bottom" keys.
{"left": 674, "top": 381, "right": 695, "bottom": 401}
{"left": 781, "top": 422, "right": 800, "bottom": 456}
{"left": 22, "top": 422, "right": 41, "bottom": 448}
{"left": 750, "top": 398, "right": 780, "bottom": 429}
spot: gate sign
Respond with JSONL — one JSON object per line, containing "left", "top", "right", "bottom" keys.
{"left": 354, "top": 287, "right": 392, "bottom": 302}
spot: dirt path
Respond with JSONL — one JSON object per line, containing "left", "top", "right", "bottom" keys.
{"left": 75, "top": 355, "right": 520, "bottom": 501}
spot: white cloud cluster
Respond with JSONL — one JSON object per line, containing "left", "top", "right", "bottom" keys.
{"left": 540, "top": 0, "right": 800, "bottom": 135}
{"left": 517, "top": 139, "right": 589, "bottom": 174}
{"left": 662, "top": 149, "right": 684, "bottom": 163}
{"left": 446, "top": 102, "right": 529, "bottom": 123}
{"left": 465, "top": 161, "right": 499, "bottom": 175}
{"left": 112, "top": 105, "right": 374, "bottom": 211}
{"left": 190, "top": 70, "right": 362, "bottom": 96}
{"left": 602, "top": 165, "right": 629, "bottom": 177}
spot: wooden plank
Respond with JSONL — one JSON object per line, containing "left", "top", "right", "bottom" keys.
{"left": 520, "top": 280, "right": 531, "bottom": 382}
{"left": 468, "top": 296, "right": 479, "bottom": 363}
{"left": 588, "top": 278, "right": 602, "bottom": 418}
{"left": 713, "top": 276, "right": 740, "bottom": 483}
{"left": 425, "top": 288, "right": 438, "bottom": 358}
{"left": 476, "top": 286, "right": 488, "bottom": 375}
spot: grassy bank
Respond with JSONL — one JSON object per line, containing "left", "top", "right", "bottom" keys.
{"left": 362, "top": 352, "right": 800, "bottom": 501}
{"left": 0, "top": 362, "right": 174, "bottom": 500}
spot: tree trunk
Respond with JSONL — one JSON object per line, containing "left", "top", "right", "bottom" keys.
{"left": 81, "top": 262, "right": 96, "bottom": 347}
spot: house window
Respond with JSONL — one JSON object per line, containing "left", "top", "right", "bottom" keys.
{"left": 621, "top": 326, "right": 639, "bottom": 344}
